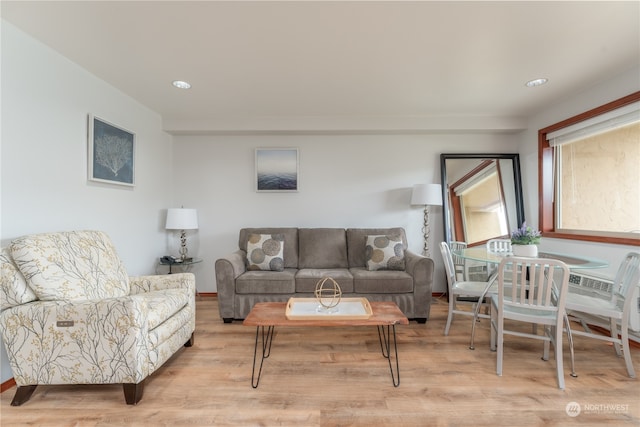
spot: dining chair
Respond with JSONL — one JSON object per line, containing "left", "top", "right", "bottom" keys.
{"left": 490, "top": 256, "right": 571, "bottom": 389}
{"left": 440, "top": 242, "right": 495, "bottom": 336}
{"left": 449, "top": 241, "right": 467, "bottom": 280}
{"left": 486, "top": 238, "right": 512, "bottom": 253}
{"left": 565, "top": 252, "right": 640, "bottom": 378}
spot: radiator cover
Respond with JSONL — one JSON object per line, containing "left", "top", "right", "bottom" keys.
{"left": 568, "top": 272, "right": 640, "bottom": 342}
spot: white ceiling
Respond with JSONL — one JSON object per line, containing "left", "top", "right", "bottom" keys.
{"left": 2, "top": 1, "right": 639, "bottom": 134}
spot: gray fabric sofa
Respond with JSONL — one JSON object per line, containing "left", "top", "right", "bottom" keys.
{"left": 215, "top": 227, "right": 434, "bottom": 323}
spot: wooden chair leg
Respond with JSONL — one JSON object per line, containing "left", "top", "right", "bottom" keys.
{"left": 184, "top": 332, "right": 195, "bottom": 347}
{"left": 123, "top": 382, "right": 144, "bottom": 405}
{"left": 11, "top": 385, "right": 37, "bottom": 406}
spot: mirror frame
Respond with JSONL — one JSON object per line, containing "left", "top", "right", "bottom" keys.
{"left": 440, "top": 153, "right": 525, "bottom": 246}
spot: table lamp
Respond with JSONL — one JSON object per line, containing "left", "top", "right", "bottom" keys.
{"left": 410, "top": 184, "right": 442, "bottom": 257}
{"left": 166, "top": 208, "right": 198, "bottom": 261}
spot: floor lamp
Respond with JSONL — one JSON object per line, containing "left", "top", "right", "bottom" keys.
{"left": 410, "top": 184, "right": 443, "bottom": 258}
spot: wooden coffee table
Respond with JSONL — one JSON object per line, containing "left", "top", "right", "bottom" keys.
{"left": 243, "top": 301, "right": 409, "bottom": 388}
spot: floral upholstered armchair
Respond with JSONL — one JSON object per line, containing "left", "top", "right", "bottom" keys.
{"left": 0, "top": 230, "right": 196, "bottom": 405}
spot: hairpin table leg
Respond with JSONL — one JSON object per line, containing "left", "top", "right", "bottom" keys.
{"left": 251, "top": 325, "right": 275, "bottom": 388}
{"left": 377, "top": 325, "right": 401, "bottom": 387}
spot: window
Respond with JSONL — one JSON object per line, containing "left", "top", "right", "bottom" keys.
{"left": 538, "top": 91, "right": 640, "bottom": 245}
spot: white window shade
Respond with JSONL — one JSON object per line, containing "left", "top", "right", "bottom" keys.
{"left": 453, "top": 164, "right": 497, "bottom": 196}
{"left": 547, "top": 101, "right": 640, "bottom": 147}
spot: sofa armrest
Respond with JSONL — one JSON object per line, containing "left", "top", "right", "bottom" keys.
{"left": 129, "top": 273, "right": 196, "bottom": 296}
{"left": 0, "top": 297, "right": 151, "bottom": 387}
{"left": 404, "top": 250, "right": 434, "bottom": 320}
{"left": 215, "top": 250, "right": 246, "bottom": 320}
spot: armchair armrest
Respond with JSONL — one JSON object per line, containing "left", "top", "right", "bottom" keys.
{"left": 404, "top": 250, "right": 434, "bottom": 320}
{"left": 129, "top": 272, "right": 196, "bottom": 296}
{"left": 215, "top": 250, "right": 247, "bottom": 320}
{"left": 0, "top": 296, "right": 151, "bottom": 387}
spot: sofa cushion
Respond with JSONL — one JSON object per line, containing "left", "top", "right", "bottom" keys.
{"left": 365, "top": 234, "right": 405, "bottom": 271}
{"left": 0, "top": 248, "right": 38, "bottom": 310}
{"left": 295, "top": 268, "right": 354, "bottom": 293}
{"left": 246, "top": 233, "right": 285, "bottom": 271}
{"left": 350, "top": 268, "right": 414, "bottom": 293}
{"left": 9, "top": 231, "right": 130, "bottom": 301}
{"left": 239, "top": 228, "right": 299, "bottom": 268}
{"left": 298, "top": 228, "right": 348, "bottom": 269}
{"left": 236, "top": 269, "right": 297, "bottom": 294}
{"left": 346, "top": 228, "right": 407, "bottom": 268}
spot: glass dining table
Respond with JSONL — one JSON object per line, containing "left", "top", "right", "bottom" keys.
{"left": 451, "top": 246, "right": 608, "bottom": 377}
{"left": 453, "top": 247, "right": 609, "bottom": 272}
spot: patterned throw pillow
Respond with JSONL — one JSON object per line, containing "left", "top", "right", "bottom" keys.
{"left": 365, "top": 234, "right": 405, "bottom": 271}
{"left": 247, "top": 233, "right": 285, "bottom": 271}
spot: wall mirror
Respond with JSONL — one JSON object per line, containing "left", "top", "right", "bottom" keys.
{"left": 440, "top": 153, "right": 525, "bottom": 246}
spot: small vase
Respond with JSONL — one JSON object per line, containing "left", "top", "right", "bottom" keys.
{"left": 512, "top": 244, "right": 538, "bottom": 257}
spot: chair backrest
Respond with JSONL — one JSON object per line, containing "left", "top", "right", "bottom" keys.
{"left": 9, "top": 230, "right": 130, "bottom": 301}
{"left": 449, "top": 241, "right": 467, "bottom": 265}
{"left": 487, "top": 239, "right": 512, "bottom": 253}
{"left": 612, "top": 252, "right": 640, "bottom": 314}
{"left": 440, "top": 242, "right": 458, "bottom": 292}
{"left": 497, "top": 256, "right": 570, "bottom": 317}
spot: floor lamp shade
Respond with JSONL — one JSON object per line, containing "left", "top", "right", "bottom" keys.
{"left": 411, "top": 184, "right": 443, "bottom": 206}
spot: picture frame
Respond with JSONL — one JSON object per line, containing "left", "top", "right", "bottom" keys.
{"left": 88, "top": 114, "right": 135, "bottom": 186}
{"left": 255, "top": 148, "right": 299, "bottom": 192}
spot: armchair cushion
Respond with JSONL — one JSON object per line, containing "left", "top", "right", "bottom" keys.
{"left": 9, "top": 231, "right": 129, "bottom": 301}
{"left": 144, "top": 288, "right": 192, "bottom": 330}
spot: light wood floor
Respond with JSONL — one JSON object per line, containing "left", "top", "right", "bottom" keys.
{"left": 1, "top": 296, "right": 639, "bottom": 426}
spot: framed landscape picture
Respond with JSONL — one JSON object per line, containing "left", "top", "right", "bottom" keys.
{"left": 88, "top": 114, "right": 135, "bottom": 186}
{"left": 255, "top": 148, "right": 299, "bottom": 192}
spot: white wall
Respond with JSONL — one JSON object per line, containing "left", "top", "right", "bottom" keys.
{"left": 171, "top": 133, "right": 518, "bottom": 293}
{"left": 518, "top": 65, "right": 640, "bottom": 277}
{"left": 1, "top": 22, "right": 175, "bottom": 383}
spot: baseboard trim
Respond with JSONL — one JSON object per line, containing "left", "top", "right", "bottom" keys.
{"left": 1, "top": 377, "right": 16, "bottom": 393}
{"left": 197, "top": 292, "right": 217, "bottom": 298}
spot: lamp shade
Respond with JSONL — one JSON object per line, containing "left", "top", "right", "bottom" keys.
{"left": 166, "top": 208, "right": 198, "bottom": 230}
{"left": 411, "top": 184, "right": 442, "bottom": 206}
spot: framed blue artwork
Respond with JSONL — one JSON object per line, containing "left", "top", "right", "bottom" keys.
{"left": 88, "top": 114, "right": 135, "bottom": 186}
{"left": 255, "top": 148, "right": 299, "bottom": 192}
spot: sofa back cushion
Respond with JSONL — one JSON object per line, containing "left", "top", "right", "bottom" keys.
{"left": 0, "top": 247, "right": 38, "bottom": 310}
{"left": 10, "top": 230, "right": 130, "bottom": 301}
{"left": 347, "top": 228, "right": 408, "bottom": 268}
{"left": 239, "top": 228, "right": 299, "bottom": 269}
{"left": 298, "top": 228, "right": 348, "bottom": 269}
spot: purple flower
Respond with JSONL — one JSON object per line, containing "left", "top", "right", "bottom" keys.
{"left": 511, "top": 222, "right": 541, "bottom": 245}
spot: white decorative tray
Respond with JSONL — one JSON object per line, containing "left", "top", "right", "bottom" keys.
{"left": 285, "top": 297, "right": 372, "bottom": 320}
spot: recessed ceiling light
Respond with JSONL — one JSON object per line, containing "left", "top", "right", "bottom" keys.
{"left": 172, "top": 80, "right": 191, "bottom": 89}
{"left": 525, "top": 78, "right": 548, "bottom": 87}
